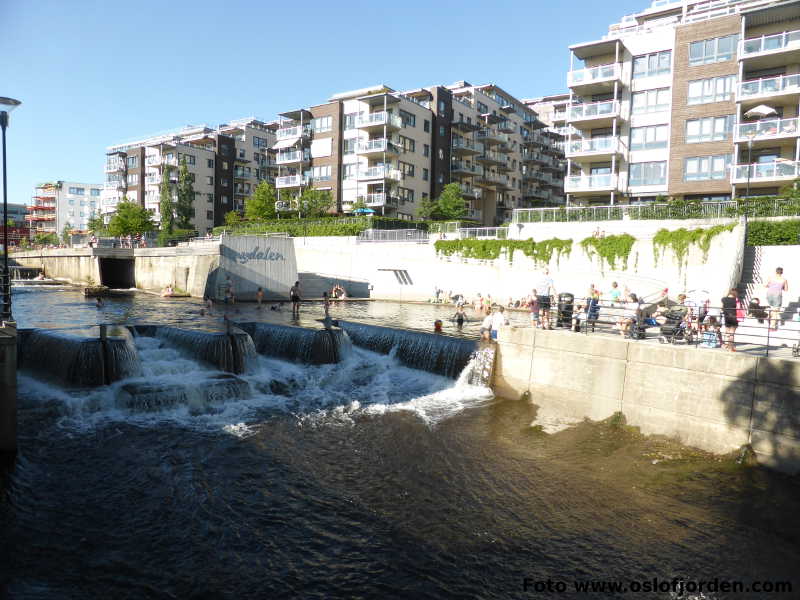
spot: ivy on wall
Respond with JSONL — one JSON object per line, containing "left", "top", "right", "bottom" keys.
{"left": 433, "top": 238, "right": 573, "bottom": 265}
{"left": 652, "top": 224, "right": 735, "bottom": 265}
{"left": 578, "top": 234, "right": 636, "bottom": 271}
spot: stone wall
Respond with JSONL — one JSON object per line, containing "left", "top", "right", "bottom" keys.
{"left": 494, "top": 326, "right": 800, "bottom": 474}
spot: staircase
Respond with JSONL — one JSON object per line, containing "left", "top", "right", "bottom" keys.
{"left": 736, "top": 245, "right": 762, "bottom": 305}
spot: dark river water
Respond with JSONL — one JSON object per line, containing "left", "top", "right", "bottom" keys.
{"left": 2, "top": 285, "right": 799, "bottom": 599}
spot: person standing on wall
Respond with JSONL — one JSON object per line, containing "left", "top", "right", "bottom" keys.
{"left": 765, "top": 267, "right": 788, "bottom": 330}
{"left": 490, "top": 306, "right": 509, "bottom": 340}
{"left": 536, "top": 268, "right": 556, "bottom": 330}
{"left": 290, "top": 281, "right": 302, "bottom": 318}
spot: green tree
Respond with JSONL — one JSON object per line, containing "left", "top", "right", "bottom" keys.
{"left": 61, "top": 224, "right": 72, "bottom": 246}
{"left": 350, "top": 197, "right": 367, "bottom": 213}
{"left": 159, "top": 165, "right": 174, "bottom": 233}
{"left": 108, "top": 200, "right": 156, "bottom": 237}
{"left": 224, "top": 210, "right": 243, "bottom": 227}
{"left": 436, "top": 183, "right": 467, "bottom": 220}
{"left": 87, "top": 210, "right": 105, "bottom": 234}
{"left": 175, "top": 157, "right": 195, "bottom": 229}
{"left": 298, "top": 188, "right": 333, "bottom": 218}
{"left": 244, "top": 181, "right": 277, "bottom": 221}
{"left": 34, "top": 232, "right": 59, "bottom": 246}
{"left": 417, "top": 196, "right": 442, "bottom": 220}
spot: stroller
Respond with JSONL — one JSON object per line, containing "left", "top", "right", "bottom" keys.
{"left": 626, "top": 312, "right": 658, "bottom": 340}
{"left": 658, "top": 309, "right": 693, "bottom": 344}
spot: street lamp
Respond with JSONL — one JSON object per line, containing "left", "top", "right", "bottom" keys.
{"left": 0, "top": 97, "right": 21, "bottom": 323}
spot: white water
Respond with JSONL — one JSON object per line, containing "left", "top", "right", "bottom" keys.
{"left": 18, "top": 335, "right": 495, "bottom": 434}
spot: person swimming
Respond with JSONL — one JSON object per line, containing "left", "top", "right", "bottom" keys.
{"left": 452, "top": 306, "right": 468, "bottom": 330}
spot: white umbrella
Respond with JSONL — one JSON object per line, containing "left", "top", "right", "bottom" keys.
{"left": 744, "top": 105, "right": 778, "bottom": 119}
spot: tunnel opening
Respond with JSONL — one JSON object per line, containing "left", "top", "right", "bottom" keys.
{"left": 99, "top": 258, "right": 135, "bottom": 289}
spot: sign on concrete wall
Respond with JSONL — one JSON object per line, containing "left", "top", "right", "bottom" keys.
{"left": 219, "top": 236, "right": 297, "bottom": 301}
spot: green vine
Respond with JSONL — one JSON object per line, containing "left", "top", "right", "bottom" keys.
{"left": 434, "top": 238, "right": 572, "bottom": 265}
{"left": 653, "top": 224, "right": 735, "bottom": 265}
{"left": 579, "top": 234, "right": 636, "bottom": 271}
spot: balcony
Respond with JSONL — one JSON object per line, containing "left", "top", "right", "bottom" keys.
{"left": 364, "top": 193, "right": 399, "bottom": 207}
{"left": 466, "top": 208, "right": 483, "bottom": 220}
{"left": 567, "top": 100, "right": 620, "bottom": 125}
{"left": 565, "top": 173, "right": 618, "bottom": 193}
{"left": 276, "top": 175, "right": 309, "bottom": 188}
{"left": 28, "top": 202, "right": 56, "bottom": 211}
{"left": 357, "top": 166, "right": 403, "bottom": 181}
{"left": 476, "top": 150, "right": 508, "bottom": 168}
{"left": 451, "top": 137, "right": 480, "bottom": 155}
{"left": 104, "top": 181, "right": 125, "bottom": 190}
{"left": 731, "top": 160, "right": 800, "bottom": 184}
{"left": 356, "top": 138, "right": 400, "bottom": 156}
{"left": 145, "top": 155, "right": 178, "bottom": 168}
{"left": 233, "top": 170, "right": 254, "bottom": 179}
{"left": 476, "top": 128, "right": 507, "bottom": 145}
{"left": 735, "top": 117, "right": 800, "bottom": 143}
{"left": 552, "top": 109, "right": 567, "bottom": 121}
{"left": 738, "top": 74, "right": 800, "bottom": 103}
{"left": 740, "top": 30, "right": 800, "bottom": 64}
{"left": 567, "top": 63, "right": 621, "bottom": 89}
{"left": 457, "top": 184, "right": 480, "bottom": 199}
{"left": 450, "top": 161, "right": 479, "bottom": 176}
{"left": 475, "top": 170, "right": 509, "bottom": 188}
{"left": 498, "top": 120, "right": 515, "bottom": 133}
{"left": 566, "top": 136, "right": 623, "bottom": 159}
{"left": 276, "top": 124, "right": 311, "bottom": 140}
{"left": 276, "top": 150, "right": 309, "bottom": 165}
{"left": 105, "top": 160, "right": 125, "bottom": 173}
{"left": 145, "top": 175, "right": 177, "bottom": 185}
{"left": 356, "top": 111, "right": 402, "bottom": 131}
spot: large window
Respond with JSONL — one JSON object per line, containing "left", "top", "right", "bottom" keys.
{"left": 633, "top": 50, "right": 671, "bottom": 79}
{"left": 343, "top": 139, "right": 357, "bottom": 155}
{"left": 684, "top": 154, "right": 731, "bottom": 181}
{"left": 310, "top": 165, "right": 331, "bottom": 181}
{"left": 632, "top": 88, "right": 671, "bottom": 114}
{"left": 687, "top": 75, "right": 736, "bottom": 105}
{"left": 68, "top": 187, "right": 85, "bottom": 195}
{"left": 90, "top": 188, "right": 101, "bottom": 197}
{"left": 398, "top": 187, "right": 415, "bottom": 203}
{"left": 629, "top": 161, "right": 667, "bottom": 186}
{"left": 399, "top": 161, "right": 415, "bottom": 177}
{"left": 344, "top": 113, "right": 357, "bottom": 130}
{"left": 689, "top": 34, "right": 738, "bottom": 66}
{"left": 630, "top": 124, "right": 669, "bottom": 150}
{"left": 342, "top": 164, "right": 357, "bottom": 180}
{"left": 399, "top": 109, "right": 416, "bottom": 128}
{"left": 685, "top": 115, "right": 733, "bottom": 143}
{"left": 312, "top": 116, "right": 332, "bottom": 133}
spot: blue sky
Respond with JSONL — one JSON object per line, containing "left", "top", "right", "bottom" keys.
{"left": 2, "top": 0, "right": 646, "bottom": 205}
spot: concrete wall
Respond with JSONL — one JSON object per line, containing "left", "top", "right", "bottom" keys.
{"left": 12, "top": 248, "right": 104, "bottom": 286}
{"left": 219, "top": 236, "right": 297, "bottom": 301}
{"left": 494, "top": 326, "right": 800, "bottom": 474}
{"left": 134, "top": 245, "right": 220, "bottom": 298}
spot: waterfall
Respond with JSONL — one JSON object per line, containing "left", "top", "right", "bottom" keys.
{"left": 236, "top": 322, "right": 344, "bottom": 365}
{"left": 117, "top": 372, "right": 251, "bottom": 414}
{"left": 150, "top": 326, "right": 255, "bottom": 374}
{"left": 335, "top": 321, "right": 477, "bottom": 378}
{"left": 457, "top": 343, "right": 496, "bottom": 387}
{"left": 17, "top": 326, "right": 140, "bottom": 386}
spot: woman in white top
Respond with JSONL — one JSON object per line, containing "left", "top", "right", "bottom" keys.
{"left": 619, "top": 293, "right": 639, "bottom": 338}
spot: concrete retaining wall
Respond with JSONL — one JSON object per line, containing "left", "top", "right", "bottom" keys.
{"left": 12, "top": 248, "right": 104, "bottom": 286}
{"left": 134, "top": 246, "right": 220, "bottom": 298}
{"left": 494, "top": 326, "right": 800, "bottom": 474}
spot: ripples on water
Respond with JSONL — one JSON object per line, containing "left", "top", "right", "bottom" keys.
{"left": 2, "top": 287, "right": 800, "bottom": 598}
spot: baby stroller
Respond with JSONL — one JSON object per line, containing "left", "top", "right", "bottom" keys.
{"left": 626, "top": 312, "right": 658, "bottom": 340}
{"left": 658, "top": 310, "right": 693, "bottom": 344}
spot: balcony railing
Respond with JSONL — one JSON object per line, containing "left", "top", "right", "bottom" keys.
{"left": 567, "top": 63, "right": 621, "bottom": 87}
{"left": 451, "top": 161, "right": 479, "bottom": 175}
{"left": 275, "top": 175, "right": 308, "bottom": 188}
{"left": 275, "top": 124, "right": 311, "bottom": 140}
{"left": 457, "top": 184, "right": 480, "bottom": 198}
{"left": 553, "top": 109, "right": 567, "bottom": 121}
{"left": 565, "top": 173, "right": 618, "bottom": 192}
{"left": 364, "top": 193, "right": 398, "bottom": 207}
{"left": 739, "top": 74, "right": 800, "bottom": 99}
{"left": 731, "top": 160, "right": 800, "bottom": 183}
{"left": 741, "top": 29, "right": 800, "bottom": 57}
{"left": 566, "top": 136, "right": 622, "bottom": 156}
{"left": 466, "top": 208, "right": 483, "bottom": 220}
{"left": 476, "top": 129, "right": 507, "bottom": 144}
{"left": 276, "top": 150, "right": 307, "bottom": 164}
{"left": 357, "top": 166, "right": 402, "bottom": 180}
{"left": 568, "top": 100, "right": 619, "bottom": 121}
{"left": 451, "top": 137, "right": 478, "bottom": 152}
{"left": 356, "top": 138, "right": 399, "bottom": 154}
{"left": 356, "top": 112, "right": 402, "bottom": 128}
{"left": 145, "top": 156, "right": 178, "bottom": 167}
{"left": 105, "top": 181, "right": 125, "bottom": 189}
{"left": 735, "top": 117, "right": 800, "bottom": 142}
{"left": 105, "top": 160, "right": 125, "bottom": 172}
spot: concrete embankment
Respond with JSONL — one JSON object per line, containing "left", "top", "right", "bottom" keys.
{"left": 493, "top": 326, "right": 800, "bottom": 474}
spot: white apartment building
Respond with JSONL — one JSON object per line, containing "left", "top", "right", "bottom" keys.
{"left": 28, "top": 181, "right": 103, "bottom": 236}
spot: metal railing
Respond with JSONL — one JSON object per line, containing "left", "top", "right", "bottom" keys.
{"left": 356, "top": 229, "right": 429, "bottom": 243}
{"left": 458, "top": 227, "right": 508, "bottom": 240}
{"left": 356, "top": 112, "right": 402, "bottom": 128}
{"left": 567, "top": 63, "right": 620, "bottom": 86}
{"left": 356, "top": 138, "right": 399, "bottom": 154}
{"left": 741, "top": 29, "right": 800, "bottom": 56}
{"left": 568, "top": 100, "right": 619, "bottom": 121}
{"left": 739, "top": 73, "right": 800, "bottom": 99}
{"left": 566, "top": 136, "right": 622, "bottom": 155}
{"left": 512, "top": 198, "right": 800, "bottom": 223}
{"left": 731, "top": 160, "right": 800, "bottom": 183}
{"left": 565, "top": 173, "right": 617, "bottom": 192}
{"left": 735, "top": 117, "right": 800, "bottom": 141}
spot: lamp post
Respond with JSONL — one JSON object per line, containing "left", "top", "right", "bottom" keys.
{"left": 0, "top": 97, "right": 21, "bottom": 323}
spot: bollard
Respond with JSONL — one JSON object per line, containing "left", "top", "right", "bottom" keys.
{"left": 0, "top": 323, "right": 18, "bottom": 453}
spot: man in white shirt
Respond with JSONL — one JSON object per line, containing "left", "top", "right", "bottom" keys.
{"left": 536, "top": 268, "right": 556, "bottom": 329}
{"left": 480, "top": 313, "right": 493, "bottom": 341}
{"left": 490, "top": 306, "right": 509, "bottom": 340}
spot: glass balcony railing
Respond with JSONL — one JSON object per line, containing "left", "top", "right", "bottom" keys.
{"left": 365, "top": 193, "right": 398, "bottom": 207}
{"left": 275, "top": 175, "right": 308, "bottom": 188}
{"left": 735, "top": 117, "right": 800, "bottom": 141}
{"left": 741, "top": 29, "right": 800, "bottom": 57}
{"left": 566, "top": 136, "right": 621, "bottom": 155}
{"left": 105, "top": 160, "right": 125, "bottom": 172}
{"left": 356, "top": 138, "right": 399, "bottom": 153}
{"left": 358, "top": 166, "right": 402, "bottom": 180}
{"left": 565, "top": 173, "right": 617, "bottom": 191}
{"left": 568, "top": 63, "right": 620, "bottom": 86}
{"left": 276, "top": 150, "right": 306, "bottom": 164}
{"left": 275, "top": 124, "right": 311, "bottom": 140}
{"left": 568, "top": 100, "right": 619, "bottom": 121}
{"left": 739, "top": 74, "right": 800, "bottom": 99}
{"left": 356, "top": 112, "right": 403, "bottom": 128}
{"left": 732, "top": 160, "right": 800, "bottom": 182}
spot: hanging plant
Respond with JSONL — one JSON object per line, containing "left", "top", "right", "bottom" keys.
{"left": 434, "top": 238, "right": 572, "bottom": 265}
{"left": 579, "top": 234, "right": 636, "bottom": 271}
{"left": 653, "top": 224, "right": 735, "bottom": 266}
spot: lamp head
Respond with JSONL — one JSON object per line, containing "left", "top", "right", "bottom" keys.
{"left": 0, "top": 97, "right": 21, "bottom": 128}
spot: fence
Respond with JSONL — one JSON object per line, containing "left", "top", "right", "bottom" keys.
{"left": 512, "top": 198, "right": 800, "bottom": 224}
{"left": 356, "top": 229, "right": 429, "bottom": 243}
{"left": 458, "top": 227, "right": 509, "bottom": 240}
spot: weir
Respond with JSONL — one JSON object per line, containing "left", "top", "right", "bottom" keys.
{"left": 335, "top": 320, "right": 477, "bottom": 378}
{"left": 235, "top": 322, "right": 347, "bottom": 365}
{"left": 117, "top": 372, "right": 250, "bottom": 414}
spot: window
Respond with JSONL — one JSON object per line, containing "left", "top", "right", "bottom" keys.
{"left": 206, "top": 176, "right": 214, "bottom": 185}
{"left": 253, "top": 136, "right": 267, "bottom": 148}
{"left": 220, "top": 144, "right": 231, "bottom": 155}
{"left": 344, "top": 113, "right": 357, "bottom": 130}
{"left": 343, "top": 139, "right": 357, "bottom": 155}
{"left": 207, "top": 193, "right": 214, "bottom": 203}
{"left": 477, "top": 102, "right": 488, "bottom": 114}
{"left": 632, "top": 88, "right": 671, "bottom": 114}
{"left": 438, "top": 100, "right": 446, "bottom": 113}
{"left": 238, "top": 149, "right": 246, "bottom": 159}
{"left": 126, "top": 156, "right": 138, "bottom": 168}
{"left": 687, "top": 75, "right": 736, "bottom": 105}
{"left": 221, "top": 195, "right": 228, "bottom": 205}
{"left": 437, "top": 174, "right": 444, "bottom": 184}
{"left": 221, "top": 178, "right": 229, "bottom": 187}
{"left": 684, "top": 154, "right": 731, "bottom": 181}
{"left": 398, "top": 187, "right": 415, "bottom": 203}
{"left": 90, "top": 189, "right": 101, "bottom": 197}
{"left": 689, "top": 34, "right": 738, "bottom": 66}
{"left": 207, "top": 159, "right": 215, "bottom": 168}
{"left": 439, "top": 126, "right": 445, "bottom": 136}
{"left": 207, "top": 210, "right": 214, "bottom": 220}
{"left": 312, "top": 116, "right": 332, "bottom": 133}
{"left": 310, "top": 165, "right": 331, "bottom": 181}
{"left": 438, "top": 149, "right": 444, "bottom": 160}
{"left": 423, "top": 120, "right": 430, "bottom": 133}
{"left": 685, "top": 115, "right": 733, "bottom": 143}
{"left": 629, "top": 161, "right": 667, "bottom": 186}
{"left": 398, "top": 136, "right": 415, "bottom": 153}
{"left": 630, "top": 124, "right": 669, "bottom": 150}
{"left": 399, "top": 161, "right": 415, "bottom": 177}
{"left": 127, "top": 173, "right": 139, "bottom": 185}
{"left": 423, "top": 144, "right": 430, "bottom": 157}
{"left": 68, "top": 187, "right": 85, "bottom": 195}
{"left": 633, "top": 50, "right": 671, "bottom": 78}
{"left": 423, "top": 168, "right": 429, "bottom": 181}
{"left": 399, "top": 109, "right": 416, "bottom": 127}
{"left": 342, "top": 164, "right": 357, "bottom": 180}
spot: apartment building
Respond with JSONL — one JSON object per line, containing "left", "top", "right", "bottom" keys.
{"left": 27, "top": 181, "right": 103, "bottom": 236}
{"left": 565, "top": 0, "right": 800, "bottom": 205}
{"left": 103, "top": 118, "right": 277, "bottom": 230}
{"left": 272, "top": 82, "right": 564, "bottom": 225}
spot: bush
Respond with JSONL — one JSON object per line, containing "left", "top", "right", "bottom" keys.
{"left": 212, "top": 216, "right": 427, "bottom": 237}
{"left": 747, "top": 220, "right": 800, "bottom": 246}
{"left": 157, "top": 228, "right": 196, "bottom": 247}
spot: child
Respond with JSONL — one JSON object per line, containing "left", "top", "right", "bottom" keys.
{"left": 700, "top": 316, "right": 722, "bottom": 348}
{"left": 434, "top": 319, "right": 443, "bottom": 333}
{"left": 452, "top": 306, "right": 468, "bottom": 331}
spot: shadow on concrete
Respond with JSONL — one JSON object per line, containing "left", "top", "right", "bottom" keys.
{"left": 298, "top": 272, "right": 370, "bottom": 299}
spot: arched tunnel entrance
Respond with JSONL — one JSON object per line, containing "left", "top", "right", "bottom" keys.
{"left": 99, "top": 258, "right": 135, "bottom": 289}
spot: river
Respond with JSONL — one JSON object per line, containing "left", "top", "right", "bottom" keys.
{"left": 1, "top": 285, "right": 798, "bottom": 598}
